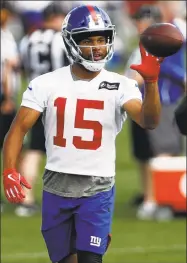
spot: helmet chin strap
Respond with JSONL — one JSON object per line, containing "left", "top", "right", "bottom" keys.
{"left": 80, "top": 60, "right": 106, "bottom": 72}
{"left": 78, "top": 46, "right": 107, "bottom": 72}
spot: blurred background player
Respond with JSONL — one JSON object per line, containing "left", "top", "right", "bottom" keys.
{"left": 174, "top": 93, "right": 187, "bottom": 136}
{"left": 0, "top": 1, "right": 20, "bottom": 212}
{"left": 124, "top": 4, "right": 186, "bottom": 220}
{"left": 15, "top": 2, "right": 70, "bottom": 217}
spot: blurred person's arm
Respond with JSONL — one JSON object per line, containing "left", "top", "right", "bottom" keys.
{"left": 2, "top": 59, "right": 12, "bottom": 100}
{"left": 2, "top": 36, "right": 20, "bottom": 99}
{"left": 127, "top": 69, "right": 144, "bottom": 86}
{"left": 1, "top": 32, "right": 20, "bottom": 113}
{"left": 1, "top": 59, "right": 17, "bottom": 114}
{"left": 124, "top": 48, "right": 144, "bottom": 86}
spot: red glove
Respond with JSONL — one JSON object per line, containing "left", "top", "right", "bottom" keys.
{"left": 3, "top": 168, "right": 31, "bottom": 203}
{"left": 130, "top": 43, "right": 164, "bottom": 83}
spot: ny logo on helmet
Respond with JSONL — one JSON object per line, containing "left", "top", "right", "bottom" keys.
{"left": 88, "top": 14, "right": 105, "bottom": 28}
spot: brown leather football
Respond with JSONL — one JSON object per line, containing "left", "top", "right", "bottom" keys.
{"left": 140, "top": 23, "right": 184, "bottom": 57}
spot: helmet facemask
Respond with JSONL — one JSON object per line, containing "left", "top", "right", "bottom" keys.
{"left": 62, "top": 27, "right": 116, "bottom": 72}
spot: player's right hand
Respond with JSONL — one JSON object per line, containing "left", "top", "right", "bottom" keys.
{"left": 3, "top": 168, "right": 31, "bottom": 203}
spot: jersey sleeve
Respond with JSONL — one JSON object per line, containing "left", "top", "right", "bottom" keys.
{"left": 118, "top": 78, "right": 142, "bottom": 107}
{"left": 5, "top": 32, "right": 19, "bottom": 61}
{"left": 21, "top": 78, "right": 46, "bottom": 112}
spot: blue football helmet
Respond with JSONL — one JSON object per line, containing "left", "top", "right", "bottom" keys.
{"left": 61, "top": 5, "right": 116, "bottom": 72}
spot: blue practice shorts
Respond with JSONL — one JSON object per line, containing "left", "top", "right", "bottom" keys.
{"left": 41, "top": 186, "right": 115, "bottom": 263}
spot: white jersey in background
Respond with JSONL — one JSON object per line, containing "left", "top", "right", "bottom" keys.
{"left": 1, "top": 29, "right": 20, "bottom": 97}
{"left": 21, "top": 65, "right": 142, "bottom": 177}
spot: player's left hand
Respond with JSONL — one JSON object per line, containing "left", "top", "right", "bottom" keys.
{"left": 3, "top": 168, "right": 31, "bottom": 203}
{"left": 130, "top": 43, "right": 164, "bottom": 83}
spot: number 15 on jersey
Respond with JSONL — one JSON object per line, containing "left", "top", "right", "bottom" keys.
{"left": 54, "top": 98, "right": 104, "bottom": 150}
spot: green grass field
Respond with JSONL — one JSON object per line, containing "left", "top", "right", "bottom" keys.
{"left": 1, "top": 123, "right": 186, "bottom": 263}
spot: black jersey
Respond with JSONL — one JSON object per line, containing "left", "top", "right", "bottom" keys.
{"left": 19, "top": 28, "right": 70, "bottom": 81}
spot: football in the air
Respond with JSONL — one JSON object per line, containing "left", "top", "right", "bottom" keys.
{"left": 140, "top": 23, "right": 184, "bottom": 57}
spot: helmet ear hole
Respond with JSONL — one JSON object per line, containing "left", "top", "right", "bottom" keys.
{"left": 71, "top": 46, "right": 80, "bottom": 60}
{"left": 63, "top": 36, "right": 82, "bottom": 63}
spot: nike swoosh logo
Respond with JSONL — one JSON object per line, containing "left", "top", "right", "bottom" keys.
{"left": 28, "top": 86, "right": 32, "bottom": 90}
{"left": 7, "top": 174, "right": 16, "bottom": 182}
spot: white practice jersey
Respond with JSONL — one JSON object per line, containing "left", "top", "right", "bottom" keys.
{"left": 21, "top": 65, "right": 142, "bottom": 177}
{"left": 1, "top": 29, "right": 20, "bottom": 97}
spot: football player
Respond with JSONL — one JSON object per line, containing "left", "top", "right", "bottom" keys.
{"left": 2, "top": 5, "right": 163, "bottom": 263}
{"left": 174, "top": 93, "right": 187, "bottom": 136}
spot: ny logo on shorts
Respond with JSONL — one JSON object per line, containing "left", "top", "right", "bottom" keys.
{"left": 90, "top": 236, "right": 101, "bottom": 247}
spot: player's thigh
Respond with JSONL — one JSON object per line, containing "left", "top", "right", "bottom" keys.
{"left": 41, "top": 191, "right": 76, "bottom": 263}
{"left": 75, "top": 186, "right": 115, "bottom": 255}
